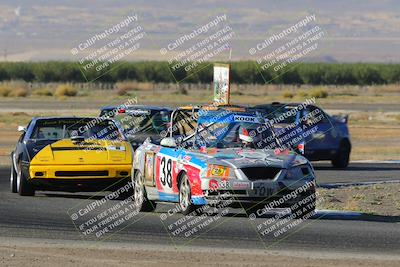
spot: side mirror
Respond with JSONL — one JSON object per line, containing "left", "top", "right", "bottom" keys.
{"left": 332, "top": 114, "right": 348, "bottom": 124}
{"left": 17, "top": 126, "right": 26, "bottom": 133}
{"left": 160, "top": 137, "right": 176, "bottom": 148}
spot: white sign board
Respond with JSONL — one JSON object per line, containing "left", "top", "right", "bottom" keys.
{"left": 213, "top": 63, "right": 230, "bottom": 105}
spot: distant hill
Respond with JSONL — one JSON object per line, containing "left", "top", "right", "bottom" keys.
{"left": 0, "top": 0, "right": 399, "bottom": 62}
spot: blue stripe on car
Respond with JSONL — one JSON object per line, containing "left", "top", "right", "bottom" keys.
{"left": 158, "top": 147, "right": 207, "bottom": 169}
{"left": 158, "top": 192, "right": 207, "bottom": 205}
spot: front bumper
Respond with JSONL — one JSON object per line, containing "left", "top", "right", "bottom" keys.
{"left": 28, "top": 177, "right": 130, "bottom": 192}
{"left": 200, "top": 178, "right": 316, "bottom": 207}
{"left": 29, "top": 164, "right": 131, "bottom": 180}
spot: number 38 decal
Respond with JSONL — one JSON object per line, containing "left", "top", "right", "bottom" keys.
{"left": 159, "top": 156, "right": 173, "bottom": 188}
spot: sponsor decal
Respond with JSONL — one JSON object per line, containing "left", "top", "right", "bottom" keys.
{"left": 209, "top": 179, "right": 230, "bottom": 190}
{"left": 233, "top": 115, "right": 260, "bottom": 123}
{"left": 209, "top": 179, "right": 219, "bottom": 190}
{"left": 126, "top": 109, "right": 151, "bottom": 115}
{"left": 232, "top": 181, "right": 250, "bottom": 190}
{"left": 207, "top": 164, "right": 230, "bottom": 178}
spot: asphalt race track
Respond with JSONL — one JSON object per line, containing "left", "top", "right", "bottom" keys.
{"left": 312, "top": 162, "right": 400, "bottom": 185}
{"left": 0, "top": 164, "right": 399, "bottom": 255}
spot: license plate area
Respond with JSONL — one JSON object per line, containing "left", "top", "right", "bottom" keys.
{"left": 249, "top": 182, "right": 277, "bottom": 197}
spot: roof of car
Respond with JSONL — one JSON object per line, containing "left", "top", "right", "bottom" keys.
{"left": 30, "top": 116, "right": 113, "bottom": 122}
{"left": 101, "top": 105, "right": 172, "bottom": 111}
{"left": 177, "top": 104, "right": 250, "bottom": 112}
{"left": 254, "top": 102, "right": 284, "bottom": 107}
{"left": 32, "top": 116, "right": 98, "bottom": 120}
{"left": 253, "top": 102, "right": 317, "bottom": 108}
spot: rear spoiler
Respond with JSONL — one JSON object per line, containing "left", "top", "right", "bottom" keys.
{"left": 331, "top": 114, "right": 349, "bottom": 124}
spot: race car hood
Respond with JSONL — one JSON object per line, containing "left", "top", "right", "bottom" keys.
{"left": 25, "top": 139, "right": 58, "bottom": 160}
{"left": 184, "top": 147, "right": 308, "bottom": 170}
{"left": 29, "top": 139, "right": 132, "bottom": 165}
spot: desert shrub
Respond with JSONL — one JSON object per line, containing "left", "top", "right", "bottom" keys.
{"left": 116, "top": 81, "right": 137, "bottom": 92}
{"left": 115, "top": 81, "right": 153, "bottom": 91}
{"left": 309, "top": 88, "right": 328, "bottom": 98}
{"left": 55, "top": 84, "right": 77, "bottom": 97}
{"left": 231, "top": 90, "right": 244, "bottom": 95}
{"left": 0, "top": 81, "right": 29, "bottom": 97}
{"left": 32, "top": 88, "right": 53, "bottom": 96}
{"left": 0, "top": 86, "right": 11, "bottom": 97}
{"left": 178, "top": 87, "right": 188, "bottom": 95}
{"left": 282, "top": 90, "right": 294, "bottom": 98}
{"left": 135, "top": 82, "right": 153, "bottom": 90}
{"left": 297, "top": 90, "right": 308, "bottom": 98}
{"left": 116, "top": 87, "right": 129, "bottom": 96}
{"left": 9, "top": 88, "right": 28, "bottom": 97}
{"left": 115, "top": 81, "right": 155, "bottom": 96}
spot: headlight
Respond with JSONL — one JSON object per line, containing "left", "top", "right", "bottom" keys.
{"left": 206, "top": 164, "right": 230, "bottom": 178}
{"left": 107, "top": 145, "right": 126, "bottom": 151}
{"left": 286, "top": 164, "right": 313, "bottom": 179}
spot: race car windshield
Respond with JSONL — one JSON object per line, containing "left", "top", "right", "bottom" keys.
{"left": 30, "top": 119, "right": 124, "bottom": 141}
{"left": 262, "top": 106, "right": 297, "bottom": 124}
{"left": 184, "top": 112, "right": 278, "bottom": 149}
{"left": 113, "top": 110, "right": 170, "bottom": 137}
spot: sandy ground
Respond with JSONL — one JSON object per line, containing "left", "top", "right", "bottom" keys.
{"left": 0, "top": 237, "right": 399, "bottom": 267}
{"left": 318, "top": 183, "right": 400, "bottom": 216}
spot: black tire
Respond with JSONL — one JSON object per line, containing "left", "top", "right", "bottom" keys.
{"left": 331, "top": 140, "right": 351, "bottom": 168}
{"left": 10, "top": 156, "right": 18, "bottom": 193}
{"left": 178, "top": 173, "right": 198, "bottom": 215}
{"left": 132, "top": 171, "right": 156, "bottom": 212}
{"left": 116, "top": 179, "right": 134, "bottom": 200}
{"left": 17, "top": 162, "right": 35, "bottom": 196}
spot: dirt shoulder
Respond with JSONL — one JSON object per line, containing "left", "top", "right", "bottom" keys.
{"left": 0, "top": 237, "right": 399, "bottom": 267}
{"left": 317, "top": 183, "right": 400, "bottom": 216}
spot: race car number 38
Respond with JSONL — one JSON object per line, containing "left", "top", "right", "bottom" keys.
{"left": 157, "top": 156, "right": 174, "bottom": 193}
{"left": 160, "top": 156, "right": 173, "bottom": 188}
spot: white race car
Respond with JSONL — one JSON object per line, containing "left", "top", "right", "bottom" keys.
{"left": 132, "top": 105, "right": 316, "bottom": 218}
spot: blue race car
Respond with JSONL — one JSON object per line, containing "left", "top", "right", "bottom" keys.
{"left": 254, "top": 102, "right": 351, "bottom": 168}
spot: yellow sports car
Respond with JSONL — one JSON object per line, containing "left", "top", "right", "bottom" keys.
{"left": 10, "top": 117, "right": 133, "bottom": 196}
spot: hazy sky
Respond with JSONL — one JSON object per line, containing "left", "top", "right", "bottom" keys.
{"left": 1, "top": 0, "right": 399, "bottom": 62}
